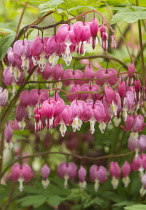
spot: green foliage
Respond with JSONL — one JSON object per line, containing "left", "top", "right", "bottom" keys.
{"left": 0, "top": 28, "right": 15, "bottom": 34}
{"left": 13, "top": 129, "right": 31, "bottom": 136}
{"left": 17, "top": 177, "right": 70, "bottom": 208}
{"left": 111, "top": 6, "right": 146, "bottom": 24}
{"left": 106, "top": 0, "right": 146, "bottom": 6}
{"left": 18, "top": 195, "right": 47, "bottom": 208}
{"left": 67, "top": 5, "right": 96, "bottom": 12}
{"left": 1, "top": 0, "right": 146, "bottom": 209}
{"left": 0, "top": 33, "right": 15, "bottom": 60}
{"left": 38, "top": 0, "right": 64, "bottom": 14}
{"left": 124, "top": 205, "right": 146, "bottom": 210}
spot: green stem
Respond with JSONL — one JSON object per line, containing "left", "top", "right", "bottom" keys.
{"left": 0, "top": 61, "right": 5, "bottom": 88}
{"left": 104, "top": 1, "right": 132, "bottom": 62}
{"left": 2, "top": 182, "right": 16, "bottom": 210}
{"left": 13, "top": 9, "right": 114, "bottom": 44}
{"left": 134, "top": 42, "right": 146, "bottom": 66}
{"left": 137, "top": 16, "right": 145, "bottom": 86}
{"left": 73, "top": 55, "right": 128, "bottom": 69}
{"left": 12, "top": 11, "right": 54, "bottom": 45}
{"left": 136, "top": 0, "right": 145, "bottom": 86}
{"left": 15, "top": 2, "right": 28, "bottom": 35}
{"left": 0, "top": 130, "right": 4, "bottom": 178}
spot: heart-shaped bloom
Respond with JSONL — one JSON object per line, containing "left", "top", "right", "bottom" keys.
{"left": 10, "top": 163, "right": 33, "bottom": 191}
{"left": 57, "top": 162, "right": 77, "bottom": 188}
{"left": 90, "top": 165, "right": 107, "bottom": 191}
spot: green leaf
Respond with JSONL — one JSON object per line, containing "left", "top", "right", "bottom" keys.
{"left": 114, "top": 201, "right": 136, "bottom": 207}
{"left": 24, "top": 179, "right": 69, "bottom": 197}
{"left": 83, "top": 197, "right": 106, "bottom": 209}
{"left": 18, "top": 195, "right": 47, "bottom": 208}
{"left": 13, "top": 135, "right": 27, "bottom": 140}
{"left": 110, "top": 11, "right": 146, "bottom": 24}
{"left": 124, "top": 204, "right": 146, "bottom": 210}
{"left": 103, "top": 191, "right": 127, "bottom": 203}
{"left": 105, "top": 0, "right": 146, "bottom": 6}
{"left": 23, "top": 186, "right": 44, "bottom": 195}
{"left": 39, "top": 0, "right": 64, "bottom": 13}
{"left": 0, "top": 28, "right": 15, "bottom": 34}
{"left": 0, "top": 184, "right": 10, "bottom": 201}
{"left": 14, "top": 130, "right": 31, "bottom": 136}
{"left": 112, "top": 7, "right": 132, "bottom": 12}
{"left": 113, "top": 6, "right": 146, "bottom": 12}
{"left": 0, "top": 33, "right": 15, "bottom": 60}
{"left": 47, "top": 195, "right": 65, "bottom": 207}
{"left": 128, "top": 0, "right": 146, "bottom": 6}
{"left": 130, "top": 6, "right": 146, "bottom": 11}
{"left": 67, "top": 5, "right": 95, "bottom": 11}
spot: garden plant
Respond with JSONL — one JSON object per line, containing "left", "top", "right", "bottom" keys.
{"left": 0, "top": 0, "right": 146, "bottom": 209}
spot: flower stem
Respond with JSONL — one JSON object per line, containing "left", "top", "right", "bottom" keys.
{"left": 0, "top": 130, "right": 4, "bottom": 178}
{"left": 136, "top": 0, "right": 145, "bottom": 86}
{"left": 15, "top": 2, "right": 28, "bottom": 35}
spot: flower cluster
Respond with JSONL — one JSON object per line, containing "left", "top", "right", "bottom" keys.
{"left": 9, "top": 157, "right": 146, "bottom": 197}
{"left": 1, "top": 9, "right": 146, "bottom": 205}
{"left": 32, "top": 63, "right": 145, "bottom": 139}
{"left": 2, "top": 12, "right": 116, "bottom": 98}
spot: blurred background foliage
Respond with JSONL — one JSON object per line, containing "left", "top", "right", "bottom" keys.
{"left": 0, "top": 0, "right": 146, "bottom": 210}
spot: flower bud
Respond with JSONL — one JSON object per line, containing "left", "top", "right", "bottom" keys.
{"left": 121, "top": 161, "right": 131, "bottom": 187}
{"left": 41, "top": 164, "right": 50, "bottom": 189}
{"left": 78, "top": 166, "right": 87, "bottom": 189}
{"left": 109, "top": 161, "right": 120, "bottom": 189}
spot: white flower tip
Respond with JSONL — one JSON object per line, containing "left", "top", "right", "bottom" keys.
{"left": 122, "top": 176, "right": 130, "bottom": 188}
{"left": 79, "top": 181, "right": 87, "bottom": 189}
{"left": 5, "top": 142, "right": 13, "bottom": 150}
{"left": 42, "top": 179, "right": 50, "bottom": 189}
{"left": 140, "top": 187, "right": 146, "bottom": 197}
{"left": 59, "top": 123, "right": 67, "bottom": 137}
{"left": 18, "top": 177, "right": 24, "bottom": 192}
{"left": 111, "top": 177, "right": 119, "bottom": 189}
{"left": 94, "top": 179, "right": 99, "bottom": 192}
{"left": 99, "top": 122, "right": 106, "bottom": 133}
